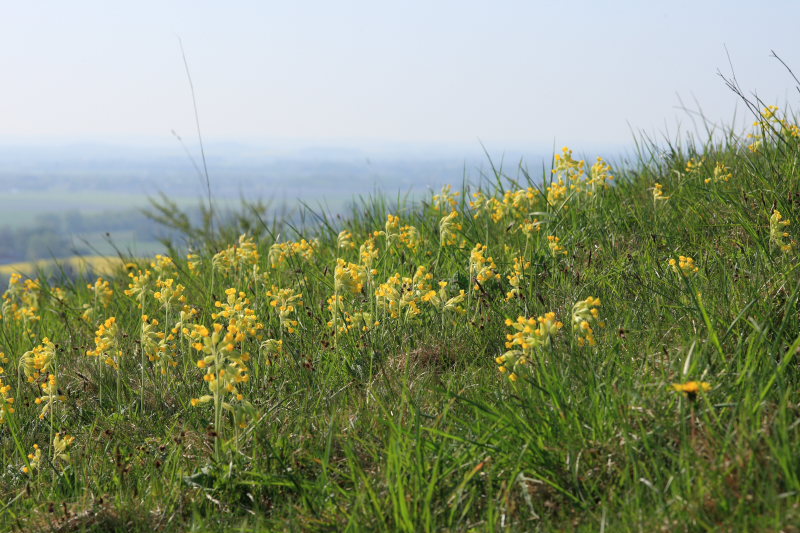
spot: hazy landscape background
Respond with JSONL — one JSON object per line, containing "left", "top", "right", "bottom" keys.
{"left": 0, "top": 141, "right": 625, "bottom": 264}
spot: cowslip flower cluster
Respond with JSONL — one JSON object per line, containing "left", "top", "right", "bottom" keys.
{"left": 86, "top": 317, "right": 123, "bottom": 369}
{"left": 2, "top": 273, "right": 41, "bottom": 326}
{"left": 469, "top": 243, "right": 498, "bottom": 290}
{"left": 189, "top": 321, "right": 255, "bottom": 430}
{"left": 154, "top": 278, "right": 187, "bottom": 310}
{"left": 269, "top": 238, "right": 318, "bottom": 270}
{"left": 705, "top": 162, "right": 732, "bottom": 184}
{"left": 571, "top": 297, "right": 603, "bottom": 347}
{"left": 398, "top": 224, "right": 422, "bottom": 253}
{"left": 22, "top": 444, "right": 41, "bottom": 474}
{"left": 506, "top": 256, "right": 530, "bottom": 301}
{"left": 337, "top": 230, "right": 356, "bottom": 250}
{"left": 124, "top": 268, "right": 153, "bottom": 308}
{"left": 20, "top": 337, "right": 55, "bottom": 383}
{"left": 34, "top": 373, "right": 65, "bottom": 420}
{"left": 141, "top": 315, "right": 175, "bottom": 374}
{"left": 213, "top": 234, "right": 260, "bottom": 276}
{"left": 652, "top": 183, "right": 670, "bottom": 202}
{"left": 770, "top": 209, "right": 796, "bottom": 253}
{"left": 267, "top": 286, "right": 303, "bottom": 334}
{"left": 0, "top": 356, "right": 14, "bottom": 425}
{"left": 82, "top": 277, "right": 114, "bottom": 322}
{"left": 334, "top": 259, "right": 366, "bottom": 296}
{"left": 749, "top": 106, "right": 800, "bottom": 152}
{"left": 496, "top": 313, "right": 563, "bottom": 381}
{"left": 421, "top": 281, "right": 466, "bottom": 314}
{"left": 432, "top": 184, "right": 460, "bottom": 212}
{"left": 547, "top": 235, "right": 567, "bottom": 257}
{"left": 669, "top": 255, "right": 699, "bottom": 276}
{"left": 439, "top": 210, "right": 462, "bottom": 246}
{"left": 53, "top": 432, "right": 75, "bottom": 467}
{"left": 587, "top": 157, "right": 614, "bottom": 195}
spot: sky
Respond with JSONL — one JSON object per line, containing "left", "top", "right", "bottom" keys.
{"left": 1, "top": 1, "right": 799, "bottom": 151}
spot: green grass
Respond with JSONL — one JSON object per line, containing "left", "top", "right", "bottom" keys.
{"left": 1, "top": 104, "right": 800, "bottom": 532}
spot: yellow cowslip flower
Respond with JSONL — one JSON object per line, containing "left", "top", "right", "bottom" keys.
{"left": 141, "top": 315, "right": 175, "bottom": 373}
{"left": 705, "top": 162, "right": 732, "bottom": 184}
{"left": 571, "top": 297, "right": 603, "bottom": 347}
{"left": 187, "top": 253, "right": 201, "bottom": 273}
{"left": 359, "top": 237, "right": 380, "bottom": 268}
{"left": 124, "top": 269, "right": 153, "bottom": 307}
{"left": 587, "top": 157, "right": 613, "bottom": 195}
{"left": 20, "top": 338, "right": 56, "bottom": 382}
{"left": 384, "top": 214, "right": 401, "bottom": 245}
{"left": 432, "top": 184, "right": 460, "bottom": 212}
{"left": 334, "top": 259, "right": 366, "bottom": 296}
{"left": 547, "top": 235, "right": 567, "bottom": 257}
{"left": 2, "top": 273, "right": 41, "bottom": 324}
{"left": 685, "top": 156, "right": 704, "bottom": 174}
{"left": 439, "top": 210, "right": 462, "bottom": 247}
{"left": 506, "top": 256, "right": 531, "bottom": 301}
{"left": 34, "top": 373, "right": 65, "bottom": 420}
{"left": 497, "top": 313, "right": 562, "bottom": 381}
{"left": 267, "top": 285, "right": 303, "bottom": 333}
{"left": 669, "top": 255, "right": 699, "bottom": 277}
{"left": 260, "top": 339, "right": 283, "bottom": 365}
{"left": 22, "top": 443, "right": 41, "bottom": 474}
{"left": 88, "top": 277, "right": 114, "bottom": 307}
{"left": 770, "top": 209, "right": 796, "bottom": 253}
{"left": 337, "top": 230, "right": 356, "bottom": 250}
{"left": 86, "top": 317, "right": 123, "bottom": 369}
{"left": 518, "top": 218, "right": 542, "bottom": 237}
{"left": 469, "top": 243, "right": 498, "bottom": 290}
{"left": 672, "top": 381, "right": 711, "bottom": 400}
{"left": 268, "top": 238, "right": 317, "bottom": 269}
{"left": 553, "top": 147, "right": 586, "bottom": 189}
{"left": 154, "top": 278, "right": 187, "bottom": 310}
{"left": 213, "top": 234, "right": 260, "bottom": 276}
{"left": 470, "top": 190, "right": 490, "bottom": 219}
{"left": 652, "top": 183, "right": 669, "bottom": 202}
{"left": 0, "top": 363, "right": 15, "bottom": 425}
{"left": 546, "top": 177, "right": 568, "bottom": 208}
{"left": 53, "top": 432, "right": 75, "bottom": 466}
{"left": 399, "top": 225, "right": 422, "bottom": 252}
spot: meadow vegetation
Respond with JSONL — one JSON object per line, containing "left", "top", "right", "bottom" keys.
{"left": 1, "top": 100, "right": 799, "bottom": 531}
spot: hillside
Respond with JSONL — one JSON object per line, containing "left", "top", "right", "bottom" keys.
{"left": 1, "top": 105, "right": 799, "bottom": 531}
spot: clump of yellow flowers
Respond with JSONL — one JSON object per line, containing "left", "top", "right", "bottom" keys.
{"left": 652, "top": 182, "right": 670, "bottom": 202}
{"left": 0, "top": 355, "right": 14, "bottom": 425}
{"left": 571, "top": 297, "right": 603, "bottom": 347}
{"left": 506, "top": 256, "right": 531, "bottom": 301}
{"left": 469, "top": 243, "right": 498, "bottom": 290}
{"left": 669, "top": 255, "right": 699, "bottom": 276}
{"left": 496, "top": 313, "right": 563, "bottom": 381}
{"left": 86, "top": 317, "right": 123, "bottom": 369}
{"left": 770, "top": 209, "right": 796, "bottom": 253}
{"left": 439, "top": 210, "right": 462, "bottom": 246}
{"left": 705, "top": 162, "right": 732, "bottom": 184}
{"left": 267, "top": 285, "right": 303, "bottom": 334}
{"left": 547, "top": 235, "right": 567, "bottom": 257}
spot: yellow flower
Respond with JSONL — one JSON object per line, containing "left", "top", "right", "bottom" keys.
{"left": 770, "top": 209, "right": 796, "bottom": 253}
{"left": 672, "top": 381, "right": 711, "bottom": 399}
{"left": 652, "top": 182, "right": 669, "bottom": 202}
{"left": 669, "top": 255, "right": 699, "bottom": 276}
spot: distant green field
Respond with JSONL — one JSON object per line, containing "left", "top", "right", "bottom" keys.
{"left": 0, "top": 190, "right": 204, "bottom": 227}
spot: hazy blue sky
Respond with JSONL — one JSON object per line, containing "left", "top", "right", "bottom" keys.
{"left": 1, "top": 1, "right": 798, "bottom": 149}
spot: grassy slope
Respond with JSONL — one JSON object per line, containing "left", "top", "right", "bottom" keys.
{"left": 1, "top": 111, "right": 799, "bottom": 532}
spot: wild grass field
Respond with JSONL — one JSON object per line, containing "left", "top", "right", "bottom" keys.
{"left": 1, "top": 99, "right": 799, "bottom": 532}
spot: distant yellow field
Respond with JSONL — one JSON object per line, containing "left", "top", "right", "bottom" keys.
{"left": 0, "top": 255, "right": 126, "bottom": 277}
